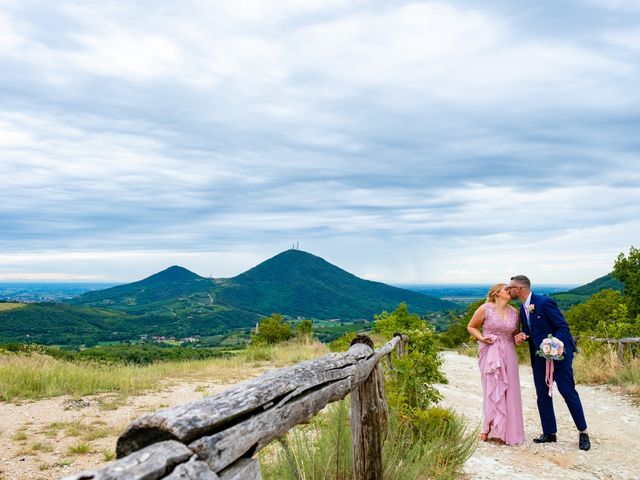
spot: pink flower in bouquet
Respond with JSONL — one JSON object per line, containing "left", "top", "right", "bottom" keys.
{"left": 537, "top": 335, "right": 564, "bottom": 361}
{"left": 537, "top": 334, "right": 565, "bottom": 397}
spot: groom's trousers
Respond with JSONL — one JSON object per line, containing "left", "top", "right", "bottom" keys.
{"left": 531, "top": 351, "right": 588, "bottom": 434}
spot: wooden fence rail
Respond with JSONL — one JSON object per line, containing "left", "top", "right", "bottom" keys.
{"left": 62, "top": 333, "right": 409, "bottom": 480}
{"left": 576, "top": 336, "right": 640, "bottom": 361}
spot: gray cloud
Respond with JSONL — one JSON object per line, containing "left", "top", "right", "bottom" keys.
{"left": 1, "top": 0, "right": 639, "bottom": 282}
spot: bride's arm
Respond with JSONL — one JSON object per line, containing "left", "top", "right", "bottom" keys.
{"left": 512, "top": 307, "right": 528, "bottom": 345}
{"left": 467, "top": 304, "right": 494, "bottom": 344}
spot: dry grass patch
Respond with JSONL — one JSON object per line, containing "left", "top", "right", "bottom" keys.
{"left": 67, "top": 441, "right": 92, "bottom": 455}
{"left": 0, "top": 340, "right": 328, "bottom": 403}
{"left": 12, "top": 426, "right": 28, "bottom": 442}
{"left": 574, "top": 342, "right": 640, "bottom": 400}
{"left": 101, "top": 448, "right": 116, "bottom": 462}
{"left": 17, "top": 440, "right": 54, "bottom": 456}
{"left": 55, "top": 458, "right": 76, "bottom": 468}
{"left": 40, "top": 420, "right": 116, "bottom": 441}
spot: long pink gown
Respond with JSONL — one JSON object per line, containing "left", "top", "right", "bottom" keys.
{"left": 477, "top": 302, "right": 525, "bottom": 445}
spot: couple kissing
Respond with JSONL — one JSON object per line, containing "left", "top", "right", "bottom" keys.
{"left": 466, "top": 275, "right": 590, "bottom": 451}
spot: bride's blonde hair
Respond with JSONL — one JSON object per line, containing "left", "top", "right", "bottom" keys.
{"left": 486, "top": 283, "right": 506, "bottom": 303}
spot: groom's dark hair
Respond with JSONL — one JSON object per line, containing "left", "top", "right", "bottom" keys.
{"left": 510, "top": 275, "right": 531, "bottom": 289}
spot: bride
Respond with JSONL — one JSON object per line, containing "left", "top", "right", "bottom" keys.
{"left": 467, "top": 283, "right": 525, "bottom": 445}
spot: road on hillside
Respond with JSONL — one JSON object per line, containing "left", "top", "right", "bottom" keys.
{"left": 436, "top": 350, "right": 640, "bottom": 480}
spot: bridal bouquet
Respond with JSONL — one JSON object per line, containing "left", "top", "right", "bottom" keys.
{"left": 537, "top": 335, "right": 564, "bottom": 397}
{"left": 536, "top": 335, "right": 565, "bottom": 361}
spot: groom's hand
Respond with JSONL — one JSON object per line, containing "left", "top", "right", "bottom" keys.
{"left": 514, "top": 333, "right": 529, "bottom": 345}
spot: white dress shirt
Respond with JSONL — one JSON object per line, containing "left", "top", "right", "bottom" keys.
{"left": 523, "top": 291, "right": 533, "bottom": 324}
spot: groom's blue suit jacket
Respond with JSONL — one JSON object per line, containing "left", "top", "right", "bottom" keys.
{"left": 520, "top": 293, "right": 577, "bottom": 362}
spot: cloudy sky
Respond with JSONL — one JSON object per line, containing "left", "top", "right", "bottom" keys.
{"left": 1, "top": 0, "right": 639, "bottom": 285}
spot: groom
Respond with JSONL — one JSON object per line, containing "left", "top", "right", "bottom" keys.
{"left": 509, "top": 275, "right": 590, "bottom": 451}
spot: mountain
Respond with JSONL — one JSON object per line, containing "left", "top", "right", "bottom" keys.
{"left": 68, "top": 265, "right": 258, "bottom": 335}
{"left": 71, "top": 250, "right": 455, "bottom": 320}
{"left": 564, "top": 274, "right": 623, "bottom": 296}
{"left": 2, "top": 250, "right": 457, "bottom": 345}
{"left": 552, "top": 273, "right": 624, "bottom": 310}
{"left": 214, "top": 250, "right": 456, "bottom": 319}
{"left": 68, "top": 266, "right": 212, "bottom": 312}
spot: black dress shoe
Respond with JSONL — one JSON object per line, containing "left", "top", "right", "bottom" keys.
{"left": 579, "top": 432, "right": 591, "bottom": 451}
{"left": 533, "top": 433, "right": 557, "bottom": 443}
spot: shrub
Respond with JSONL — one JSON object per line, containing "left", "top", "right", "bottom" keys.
{"left": 374, "top": 303, "right": 445, "bottom": 410}
{"left": 252, "top": 314, "right": 294, "bottom": 345}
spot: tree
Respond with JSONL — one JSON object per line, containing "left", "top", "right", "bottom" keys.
{"left": 374, "top": 302, "right": 425, "bottom": 336}
{"left": 251, "top": 313, "right": 294, "bottom": 345}
{"left": 564, "top": 289, "right": 636, "bottom": 338}
{"left": 613, "top": 246, "right": 640, "bottom": 319}
{"left": 295, "top": 319, "right": 313, "bottom": 338}
{"left": 439, "top": 300, "right": 483, "bottom": 348}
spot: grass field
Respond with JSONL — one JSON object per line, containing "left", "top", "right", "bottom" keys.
{"left": 0, "top": 302, "right": 26, "bottom": 312}
{"left": 0, "top": 339, "right": 327, "bottom": 402}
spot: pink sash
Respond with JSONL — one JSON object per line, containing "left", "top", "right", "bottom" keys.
{"left": 545, "top": 359, "right": 554, "bottom": 397}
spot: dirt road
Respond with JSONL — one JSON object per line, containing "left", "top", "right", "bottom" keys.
{"left": 437, "top": 351, "right": 640, "bottom": 480}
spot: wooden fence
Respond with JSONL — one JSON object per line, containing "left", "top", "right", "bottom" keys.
{"left": 577, "top": 336, "right": 640, "bottom": 361}
{"left": 62, "top": 333, "right": 409, "bottom": 480}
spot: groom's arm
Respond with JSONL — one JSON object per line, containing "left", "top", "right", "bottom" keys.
{"left": 542, "top": 297, "right": 572, "bottom": 344}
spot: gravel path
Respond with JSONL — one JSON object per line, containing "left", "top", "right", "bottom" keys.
{"left": 437, "top": 351, "right": 640, "bottom": 480}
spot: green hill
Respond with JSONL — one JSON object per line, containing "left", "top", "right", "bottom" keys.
{"left": 552, "top": 273, "right": 624, "bottom": 310}
{"left": 565, "top": 273, "right": 623, "bottom": 296}
{"left": 2, "top": 250, "right": 456, "bottom": 345}
{"left": 68, "top": 265, "right": 213, "bottom": 312}
{"left": 215, "top": 250, "right": 456, "bottom": 319}
{"left": 0, "top": 303, "right": 132, "bottom": 345}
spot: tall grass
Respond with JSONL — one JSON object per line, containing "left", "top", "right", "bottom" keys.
{"left": 0, "top": 339, "right": 327, "bottom": 402}
{"left": 573, "top": 340, "right": 640, "bottom": 399}
{"left": 262, "top": 400, "right": 476, "bottom": 480}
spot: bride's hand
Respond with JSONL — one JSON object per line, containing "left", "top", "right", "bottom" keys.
{"left": 480, "top": 336, "right": 494, "bottom": 345}
{"left": 514, "top": 332, "right": 529, "bottom": 345}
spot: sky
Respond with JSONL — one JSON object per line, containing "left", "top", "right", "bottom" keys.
{"left": 1, "top": 0, "right": 639, "bottom": 285}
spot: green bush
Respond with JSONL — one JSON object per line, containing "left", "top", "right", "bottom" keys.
{"left": 374, "top": 303, "right": 445, "bottom": 410}
{"left": 565, "top": 289, "right": 639, "bottom": 338}
{"left": 439, "top": 300, "right": 483, "bottom": 348}
{"left": 251, "top": 313, "right": 294, "bottom": 345}
{"left": 401, "top": 406, "right": 455, "bottom": 437}
{"left": 296, "top": 319, "right": 313, "bottom": 339}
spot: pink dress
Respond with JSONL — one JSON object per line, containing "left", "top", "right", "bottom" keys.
{"left": 477, "top": 302, "right": 525, "bottom": 445}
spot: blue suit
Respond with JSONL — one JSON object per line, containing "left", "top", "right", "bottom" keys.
{"left": 520, "top": 293, "right": 587, "bottom": 434}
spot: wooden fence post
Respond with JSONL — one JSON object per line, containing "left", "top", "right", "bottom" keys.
{"left": 349, "top": 335, "right": 389, "bottom": 480}
{"left": 393, "top": 332, "right": 404, "bottom": 358}
{"left": 618, "top": 341, "right": 625, "bottom": 362}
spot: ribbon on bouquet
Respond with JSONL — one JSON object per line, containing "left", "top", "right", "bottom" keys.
{"left": 545, "top": 359, "right": 554, "bottom": 397}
